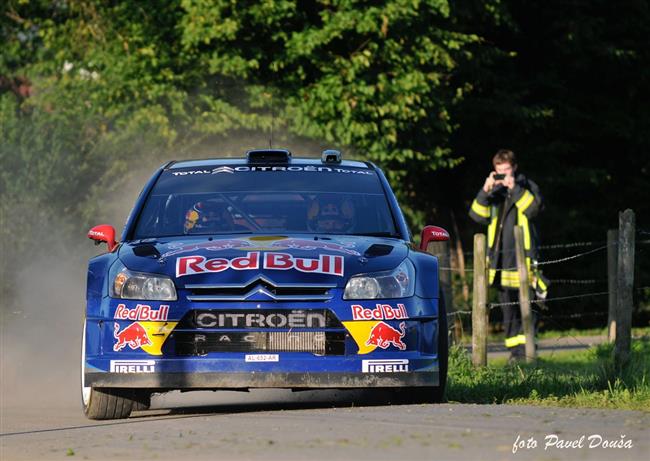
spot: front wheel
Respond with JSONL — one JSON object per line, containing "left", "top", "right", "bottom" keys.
{"left": 81, "top": 321, "right": 144, "bottom": 420}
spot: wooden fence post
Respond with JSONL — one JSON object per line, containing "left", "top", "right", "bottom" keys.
{"left": 607, "top": 229, "right": 618, "bottom": 342}
{"left": 472, "top": 233, "right": 488, "bottom": 367}
{"left": 615, "top": 209, "right": 635, "bottom": 370}
{"left": 514, "top": 226, "right": 536, "bottom": 362}
{"left": 429, "top": 240, "right": 454, "bottom": 343}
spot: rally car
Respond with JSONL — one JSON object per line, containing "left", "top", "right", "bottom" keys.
{"left": 83, "top": 149, "right": 449, "bottom": 419}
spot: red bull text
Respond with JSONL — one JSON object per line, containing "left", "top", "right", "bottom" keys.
{"left": 351, "top": 303, "right": 407, "bottom": 321}
{"left": 176, "top": 252, "right": 344, "bottom": 277}
{"left": 114, "top": 304, "right": 169, "bottom": 321}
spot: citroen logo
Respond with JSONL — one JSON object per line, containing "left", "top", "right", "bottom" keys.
{"left": 212, "top": 166, "right": 234, "bottom": 174}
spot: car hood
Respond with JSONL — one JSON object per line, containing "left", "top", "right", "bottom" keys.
{"left": 118, "top": 235, "right": 409, "bottom": 287}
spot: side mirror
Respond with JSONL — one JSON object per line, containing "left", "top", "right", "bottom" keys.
{"left": 87, "top": 224, "right": 118, "bottom": 252}
{"left": 419, "top": 225, "right": 450, "bottom": 251}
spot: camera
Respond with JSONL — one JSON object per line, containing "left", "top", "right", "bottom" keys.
{"left": 494, "top": 173, "right": 506, "bottom": 180}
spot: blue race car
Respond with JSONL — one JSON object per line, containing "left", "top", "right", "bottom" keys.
{"left": 83, "top": 149, "right": 449, "bottom": 419}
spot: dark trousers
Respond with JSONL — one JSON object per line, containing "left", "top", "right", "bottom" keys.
{"left": 499, "top": 289, "right": 519, "bottom": 337}
{"left": 498, "top": 287, "right": 536, "bottom": 359}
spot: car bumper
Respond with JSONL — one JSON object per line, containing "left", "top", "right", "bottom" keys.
{"left": 85, "top": 370, "right": 439, "bottom": 389}
{"left": 85, "top": 354, "right": 440, "bottom": 389}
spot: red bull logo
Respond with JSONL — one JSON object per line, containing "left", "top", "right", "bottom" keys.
{"left": 365, "top": 321, "right": 406, "bottom": 351}
{"left": 272, "top": 238, "right": 360, "bottom": 256}
{"left": 351, "top": 303, "right": 408, "bottom": 321}
{"left": 176, "top": 252, "right": 344, "bottom": 277}
{"left": 114, "top": 304, "right": 169, "bottom": 321}
{"left": 113, "top": 322, "right": 152, "bottom": 352}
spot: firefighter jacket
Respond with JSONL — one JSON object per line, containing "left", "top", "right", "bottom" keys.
{"left": 469, "top": 174, "right": 545, "bottom": 290}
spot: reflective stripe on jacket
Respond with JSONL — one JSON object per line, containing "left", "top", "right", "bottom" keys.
{"left": 469, "top": 174, "right": 542, "bottom": 289}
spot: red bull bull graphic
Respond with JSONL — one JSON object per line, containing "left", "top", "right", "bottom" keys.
{"left": 160, "top": 237, "right": 359, "bottom": 259}
{"left": 113, "top": 322, "right": 152, "bottom": 352}
{"left": 160, "top": 239, "right": 255, "bottom": 258}
{"left": 114, "top": 304, "right": 169, "bottom": 321}
{"left": 366, "top": 321, "right": 407, "bottom": 351}
{"left": 271, "top": 238, "right": 360, "bottom": 256}
{"left": 176, "top": 252, "right": 344, "bottom": 277}
{"left": 351, "top": 303, "right": 408, "bottom": 321}
{"left": 342, "top": 320, "right": 409, "bottom": 354}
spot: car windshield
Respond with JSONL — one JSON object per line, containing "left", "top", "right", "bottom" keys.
{"left": 132, "top": 164, "right": 399, "bottom": 239}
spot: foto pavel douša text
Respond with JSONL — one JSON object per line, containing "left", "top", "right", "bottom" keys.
{"left": 512, "top": 434, "right": 633, "bottom": 454}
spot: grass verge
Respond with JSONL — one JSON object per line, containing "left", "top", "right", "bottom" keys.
{"left": 447, "top": 339, "right": 650, "bottom": 412}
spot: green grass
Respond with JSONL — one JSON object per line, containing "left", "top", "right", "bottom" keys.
{"left": 447, "top": 339, "right": 650, "bottom": 411}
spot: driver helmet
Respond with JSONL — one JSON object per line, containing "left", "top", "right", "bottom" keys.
{"left": 184, "top": 200, "right": 233, "bottom": 234}
{"left": 307, "top": 195, "right": 355, "bottom": 233}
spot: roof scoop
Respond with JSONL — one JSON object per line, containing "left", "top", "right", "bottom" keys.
{"left": 246, "top": 149, "right": 292, "bottom": 163}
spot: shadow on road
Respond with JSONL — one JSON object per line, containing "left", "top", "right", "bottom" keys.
{"left": 0, "top": 388, "right": 419, "bottom": 437}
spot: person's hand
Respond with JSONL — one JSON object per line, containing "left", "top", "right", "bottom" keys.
{"left": 483, "top": 172, "right": 496, "bottom": 192}
{"left": 503, "top": 174, "right": 515, "bottom": 190}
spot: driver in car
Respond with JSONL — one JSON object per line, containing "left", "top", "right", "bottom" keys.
{"left": 184, "top": 200, "right": 238, "bottom": 234}
{"left": 307, "top": 195, "right": 355, "bottom": 233}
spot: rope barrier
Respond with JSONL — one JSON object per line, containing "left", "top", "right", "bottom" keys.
{"left": 440, "top": 244, "right": 611, "bottom": 272}
{"left": 447, "top": 286, "right": 648, "bottom": 317}
{"left": 538, "top": 241, "right": 605, "bottom": 250}
{"left": 534, "top": 244, "right": 611, "bottom": 266}
{"left": 455, "top": 238, "right": 648, "bottom": 260}
{"left": 459, "top": 240, "right": 607, "bottom": 256}
{"left": 548, "top": 278, "right": 605, "bottom": 285}
{"left": 488, "top": 291, "right": 609, "bottom": 308}
{"left": 438, "top": 239, "right": 616, "bottom": 272}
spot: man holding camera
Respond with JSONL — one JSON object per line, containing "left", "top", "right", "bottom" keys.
{"left": 469, "top": 149, "right": 547, "bottom": 361}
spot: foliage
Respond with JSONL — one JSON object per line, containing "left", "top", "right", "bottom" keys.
{"left": 178, "top": 0, "right": 477, "bottom": 224}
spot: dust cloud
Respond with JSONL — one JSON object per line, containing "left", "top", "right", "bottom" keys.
{"left": 0, "top": 135, "right": 350, "bottom": 422}
{"left": 0, "top": 168, "right": 150, "bottom": 412}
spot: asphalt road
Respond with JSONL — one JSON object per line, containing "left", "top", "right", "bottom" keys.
{"left": 1, "top": 390, "right": 648, "bottom": 461}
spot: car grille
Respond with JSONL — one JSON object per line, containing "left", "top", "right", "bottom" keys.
{"left": 174, "top": 331, "right": 345, "bottom": 356}
{"left": 172, "top": 308, "right": 346, "bottom": 356}
{"left": 184, "top": 275, "right": 334, "bottom": 301}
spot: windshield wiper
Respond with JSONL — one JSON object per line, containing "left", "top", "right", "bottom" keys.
{"left": 348, "top": 232, "right": 400, "bottom": 238}
{"left": 205, "top": 231, "right": 254, "bottom": 235}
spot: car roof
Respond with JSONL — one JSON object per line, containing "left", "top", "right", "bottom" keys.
{"left": 167, "top": 157, "right": 372, "bottom": 170}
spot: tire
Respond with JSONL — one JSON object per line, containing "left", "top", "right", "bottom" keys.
{"left": 132, "top": 391, "right": 152, "bottom": 412}
{"left": 81, "top": 321, "right": 139, "bottom": 420}
{"left": 83, "top": 387, "right": 138, "bottom": 420}
{"left": 410, "top": 291, "right": 449, "bottom": 403}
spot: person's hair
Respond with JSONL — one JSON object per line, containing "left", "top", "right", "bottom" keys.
{"left": 492, "top": 149, "right": 517, "bottom": 168}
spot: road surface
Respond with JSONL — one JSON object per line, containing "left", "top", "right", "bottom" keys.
{"left": 1, "top": 390, "right": 648, "bottom": 461}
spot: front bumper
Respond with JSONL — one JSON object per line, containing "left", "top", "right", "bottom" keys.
{"left": 85, "top": 353, "right": 440, "bottom": 389}
{"left": 85, "top": 370, "right": 439, "bottom": 389}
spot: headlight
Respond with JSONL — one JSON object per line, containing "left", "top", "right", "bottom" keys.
{"left": 343, "top": 259, "right": 415, "bottom": 299}
{"left": 111, "top": 267, "right": 177, "bottom": 301}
